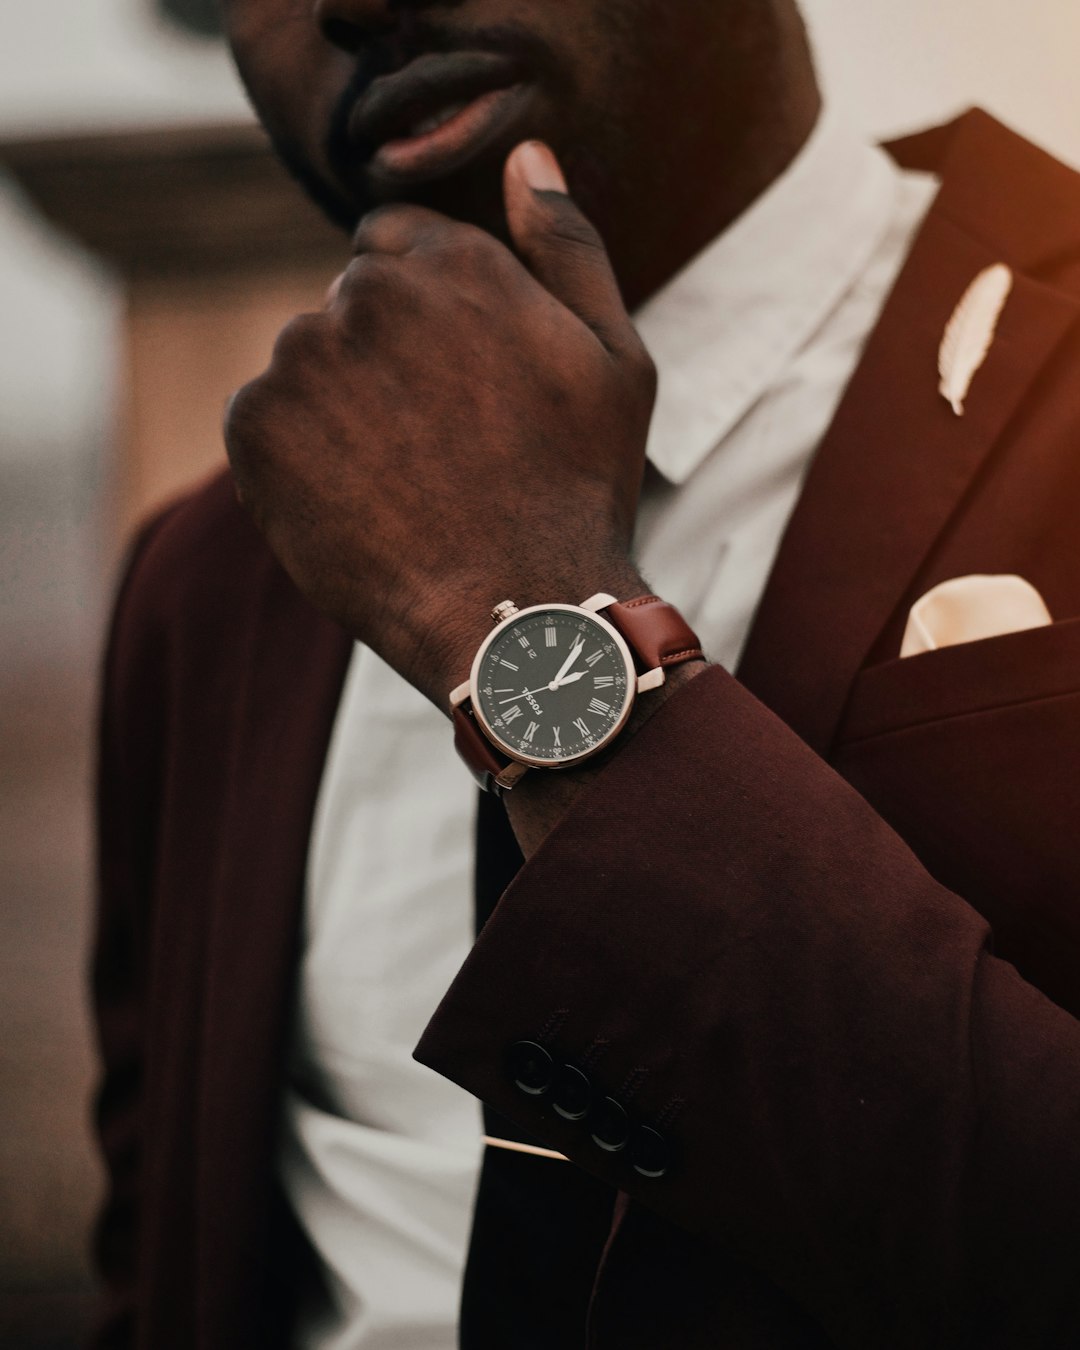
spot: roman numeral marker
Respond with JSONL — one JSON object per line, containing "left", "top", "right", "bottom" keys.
{"left": 523, "top": 721, "right": 540, "bottom": 744}
{"left": 588, "top": 698, "right": 611, "bottom": 716}
{"left": 500, "top": 659, "right": 519, "bottom": 671}
{"left": 586, "top": 650, "right": 604, "bottom": 667}
{"left": 552, "top": 727, "right": 561, "bottom": 747}
{"left": 573, "top": 717, "right": 591, "bottom": 738}
{"left": 594, "top": 675, "right": 615, "bottom": 689}
{"left": 504, "top": 706, "right": 523, "bottom": 724}
{"left": 518, "top": 635, "right": 531, "bottom": 648}
{"left": 545, "top": 627, "right": 558, "bottom": 647}
{"left": 495, "top": 688, "right": 515, "bottom": 694}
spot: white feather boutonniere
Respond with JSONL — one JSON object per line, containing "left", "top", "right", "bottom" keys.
{"left": 938, "top": 263, "right": 1014, "bottom": 416}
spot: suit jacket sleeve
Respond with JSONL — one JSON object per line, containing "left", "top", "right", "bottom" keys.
{"left": 89, "top": 509, "right": 177, "bottom": 1349}
{"left": 414, "top": 664, "right": 1080, "bottom": 1346}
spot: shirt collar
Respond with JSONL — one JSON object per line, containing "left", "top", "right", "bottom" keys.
{"left": 635, "top": 107, "right": 905, "bottom": 484}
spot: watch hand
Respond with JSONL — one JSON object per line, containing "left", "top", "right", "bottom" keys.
{"left": 551, "top": 636, "right": 586, "bottom": 687}
{"left": 555, "top": 671, "right": 586, "bottom": 686}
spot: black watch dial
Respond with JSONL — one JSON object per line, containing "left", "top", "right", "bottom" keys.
{"left": 474, "top": 608, "right": 634, "bottom": 764}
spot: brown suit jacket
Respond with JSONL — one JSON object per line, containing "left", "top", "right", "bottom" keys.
{"left": 92, "top": 110, "right": 1080, "bottom": 1348}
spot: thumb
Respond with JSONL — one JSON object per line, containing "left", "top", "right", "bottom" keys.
{"left": 504, "top": 141, "right": 633, "bottom": 354}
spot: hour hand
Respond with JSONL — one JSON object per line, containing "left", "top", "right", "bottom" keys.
{"left": 551, "top": 637, "right": 585, "bottom": 687}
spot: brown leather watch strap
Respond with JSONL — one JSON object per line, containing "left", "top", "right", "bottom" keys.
{"left": 602, "top": 595, "right": 704, "bottom": 671}
{"left": 454, "top": 703, "right": 513, "bottom": 795}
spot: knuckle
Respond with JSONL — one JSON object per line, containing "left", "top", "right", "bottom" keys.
{"left": 353, "top": 201, "right": 403, "bottom": 233}
{"left": 354, "top": 204, "right": 482, "bottom": 263}
{"left": 223, "top": 379, "right": 264, "bottom": 451}
{"left": 335, "top": 255, "right": 413, "bottom": 335}
{"left": 271, "top": 312, "right": 326, "bottom": 366}
{"left": 352, "top": 202, "right": 418, "bottom": 253}
{"left": 337, "top": 251, "right": 402, "bottom": 301}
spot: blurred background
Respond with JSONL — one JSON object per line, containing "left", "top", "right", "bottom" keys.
{"left": 1, "top": 1, "right": 1078, "bottom": 1346}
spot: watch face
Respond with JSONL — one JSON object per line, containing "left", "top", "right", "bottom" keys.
{"left": 473, "top": 606, "right": 635, "bottom": 765}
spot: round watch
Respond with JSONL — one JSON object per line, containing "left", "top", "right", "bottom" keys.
{"left": 450, "top": 592, "right": 703, "bottom": 793}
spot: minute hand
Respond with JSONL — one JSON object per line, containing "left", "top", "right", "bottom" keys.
{"left": 551, "top": 636, "right": 586, "bottom": 687}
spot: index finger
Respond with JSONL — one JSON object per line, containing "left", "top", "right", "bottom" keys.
{"left": 351, "top": 202, "right": 465, "bottom": 258}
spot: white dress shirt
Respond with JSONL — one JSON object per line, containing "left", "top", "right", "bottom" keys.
{"left": 279, "top": 108, "right": 939, "bottom": 1349}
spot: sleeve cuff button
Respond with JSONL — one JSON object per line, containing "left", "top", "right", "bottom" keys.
{"left": 552, "top": 1064, "right": 592, "bottom": 1121}
{"left": 630, "top": 1126, "right": 671, "bottom": 1179}
{"left": 506, "top": 1041, "right": 554, "bottom": 1096}
{"left": 589, "top": 1096, "right": 630, "bottom": 1153}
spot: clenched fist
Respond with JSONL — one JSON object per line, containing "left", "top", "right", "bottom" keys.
{"left": 225, "top": 142, "right": 655, "bottom": 708}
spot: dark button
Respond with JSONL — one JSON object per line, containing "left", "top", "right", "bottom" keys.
{"left": 630, "top": 1126, "right": 671, "bottom": 1179}
{"left": 552, "top": 1065, "right": 592, "bottom": 1121}
{"left": 506, "top": 1041, "right": 554, "bottom": 1096}
{"left": 589, "top": 1096, "right": 630, "bottom": 1153}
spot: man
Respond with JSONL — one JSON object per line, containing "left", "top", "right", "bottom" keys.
{"left": 92, "top": 0, "right": 1080, "bottom": 1345}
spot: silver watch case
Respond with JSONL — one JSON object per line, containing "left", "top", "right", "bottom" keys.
{"left": 449, "top": 591, "right": 667, "bottom": 774}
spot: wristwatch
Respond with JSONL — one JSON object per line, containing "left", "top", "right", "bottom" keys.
{"left": 450, "top": 592, "right": 704, "bottom": 793}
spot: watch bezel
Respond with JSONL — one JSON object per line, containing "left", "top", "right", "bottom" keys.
{"left": 469, "top": 602, "right": 637, "bottom": 769}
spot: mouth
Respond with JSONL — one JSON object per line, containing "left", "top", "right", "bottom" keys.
{"left": 348, "top": 50, "right": 537, "bottom": 189}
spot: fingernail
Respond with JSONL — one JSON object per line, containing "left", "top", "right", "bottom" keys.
{"left": 325, "top": 272, "right": 346, "bottom": 307}
{"left": 513, "top": 141, "right": 567, "bottom": 194}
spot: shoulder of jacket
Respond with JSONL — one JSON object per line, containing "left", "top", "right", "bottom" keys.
{"left": 892, "top": 109, "right": 1080, "bottom": 295}
{"left": 111, "top": 468, "right": 276, "bottom": 643}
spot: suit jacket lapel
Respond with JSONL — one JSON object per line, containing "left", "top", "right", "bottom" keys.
{"left": 194, "top": 546, "right": 351, "bottom": 1342}
{"left": 737, "top": 114, "right": 1080, "bottom": 755}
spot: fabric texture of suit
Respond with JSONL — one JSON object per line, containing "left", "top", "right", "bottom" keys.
{"left": 91, "top": 110, "right": 1080, "bottom": 1348}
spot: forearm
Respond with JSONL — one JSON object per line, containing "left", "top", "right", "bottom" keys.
{"left": 418, "top": 663, "right": 1080, "bottom": 1343}
{"left": 504, "top": 659, "right": 708, "bottom": 856}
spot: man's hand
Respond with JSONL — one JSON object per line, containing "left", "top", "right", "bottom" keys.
{"left": 225, "top": 142, "right": 655, "bottom": 709}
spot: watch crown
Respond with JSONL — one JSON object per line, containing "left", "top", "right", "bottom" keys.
{"left": 491, "top": 600, "right": 520, "bottom": 625}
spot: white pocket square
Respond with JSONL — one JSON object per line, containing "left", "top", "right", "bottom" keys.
{"left": 901, "top": 575, "right": 1053, "bottom": 658}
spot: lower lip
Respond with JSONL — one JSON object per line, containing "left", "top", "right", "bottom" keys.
{"left": 370, "top": 83, "right": 532, "bottom": 186}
